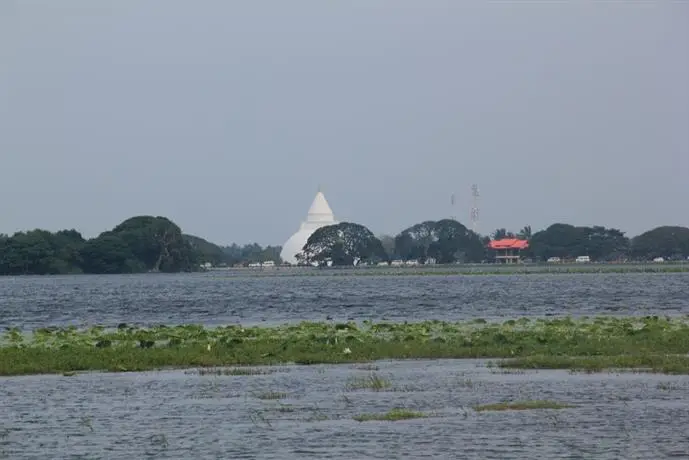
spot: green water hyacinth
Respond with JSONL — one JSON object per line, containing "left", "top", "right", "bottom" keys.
{"left": 2, "top": 316, "right": 689, "bottom": 376}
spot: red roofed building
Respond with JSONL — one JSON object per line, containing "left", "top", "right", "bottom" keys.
{"left": 487, "top": 238, "right": 529, "bottom": 264}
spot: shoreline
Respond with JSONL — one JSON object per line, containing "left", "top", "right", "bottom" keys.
{"left": 1, "top": 262, "right": 688, "bottom": 278}
{"left": 213, "top": 262, "right": 689, "bottom": 275}
{"left": 2, "top": 316, "right": 689, "bottom": 377}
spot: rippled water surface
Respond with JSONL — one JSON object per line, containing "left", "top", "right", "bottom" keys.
{"left": 1, "top": 272, "right": 688, "bottom": 330}
{"left": 3, "top": 360, "right": 689, "bottom": 459}
{"left": 3, "top": 272, "right": 689, "bottom": 459}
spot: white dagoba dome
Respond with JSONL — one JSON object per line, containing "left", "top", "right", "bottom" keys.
{"left": 280, "top": 190, "right": 338, "bottom": 265}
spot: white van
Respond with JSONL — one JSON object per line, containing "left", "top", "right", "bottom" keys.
{"left": 575, "top": 256, "right": 591, "bottom": 263}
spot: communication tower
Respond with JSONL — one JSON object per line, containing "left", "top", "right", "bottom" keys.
{"left": 470, "top": 184, "right": 480, "bottom": 234}
{"left": 450, "top": 193, "right": 457, "bottom": 221}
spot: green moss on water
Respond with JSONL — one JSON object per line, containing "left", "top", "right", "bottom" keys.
{"left": 474, "top": 400, "right": 575, "bottom": 412}
{"left": 499, "top": 354, "right": 689, "bottom": 374}
{"left": 2, "top": 315, "right": 689, "bottom": 376}
{"left": 344, "top": 373, "right": 392, "bottom": 391}
{"left": 353, "top": 408, "right": 427, "bottom": 422}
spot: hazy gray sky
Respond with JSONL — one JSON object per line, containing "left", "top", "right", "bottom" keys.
{"left": 2, "top": 1, "right": 687, "bottom": 246}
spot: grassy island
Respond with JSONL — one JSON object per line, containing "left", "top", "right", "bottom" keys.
{"left": 2, "top": 316, "right": 689, "bottom": 376}
{"left": 474, "top": 400, "right": 575, "bottom": 412}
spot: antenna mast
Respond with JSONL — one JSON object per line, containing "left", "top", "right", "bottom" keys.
{"left": 450, "top": 193, "right": 456, "bottom": 221}
{"left": 470, "top": 184, "right": 480, "bottom": 234}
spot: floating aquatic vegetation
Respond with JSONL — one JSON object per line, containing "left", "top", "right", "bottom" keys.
{"left": 353, "top": 408, "right": 428, "bottom": 422}
{"left": 344, "top": 373, "right": 392, "bottom": 391}
{"left": 2, "top": 315, "right": 689, "bottom": 376}
{"left": 474, "top": 400, "right": 575, "bottom": 412}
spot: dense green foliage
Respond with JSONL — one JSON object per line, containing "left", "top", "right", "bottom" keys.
{"left": 0, "top": 216, "right": 283, "bottom": 275}
{"left": 298, "top": 222, "right": 387, "bottom": 266}
{"left": 84, "top": 216, "right": 197, "bottom": 274}
{"left": 223, "top": 242, "right": 283, "bottom": 266}
{"left": 2, "top": 316, "right": 689, "bottom": 376}
{"left": 380, "top": 220, "right": 689, "bottom": 263}
{"left": 523, "top": 224, "right": 689, "bottom": 262}
{"left": 0, "top": 229, "right": 86, "bottom": 275}
{"left": 393, "top": 219, "right": 485, "bottom": 263}
{"left": 629, "top": 226, "right": 689, "bottom": 260}
{"left": 1, "top": 213, "right": 687, "bottom": 274}
{"left": 0, "top": 216, "right": 198, "bottom": 275}
{"left": 184, "top": 236, "right": 282, "bottom": 267}
{"left": 527, "top": 224, "right": 630, "bottom": 262}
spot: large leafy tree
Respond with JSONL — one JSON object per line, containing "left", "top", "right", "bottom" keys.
{"left": 106, "top": 216, "right": 196, "bottom": 272}
{"left": 394, "top": 219, "right": 485, "bottom": 263}
{"left": 631, "top": 226, "right": 689, "bottom": 260}
{"left": 298, "top": 222, "right": 388, "bottom": 266}
{"left": 529, "top": 224, "right": 584, "bottom": 260}
{"left": 583, "top": 226, "right": 629, "bottom": 261}
{"left": 528, "top": 223, "right": 630, "bottom": 261}
{"left": 79, "top": 234, "right": 143, "bottom": 274}
{"left": 428, "top": 219, "right": 485, "bottom": 264}
{"left": 393, "top": 220, "right": 439, "bottom": 263}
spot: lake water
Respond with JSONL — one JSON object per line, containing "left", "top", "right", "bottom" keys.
{"left": 2, "top": 360, "right": 689, "bottom": 459}
{"left": 1, "top": 271, "right": 688, "bottom": 331}
{"left": 3, "top": 272, "right": 689, "bottom": 459}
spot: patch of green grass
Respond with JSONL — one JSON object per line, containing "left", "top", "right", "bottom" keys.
{"left": 474, "top": 400, "right": 575, "bottom": 412}
{"left": 499, "top": 354, "right": 689, "bottom": 375}
{"left": 353, "top": 408, "right": 428, "bottom": 422}
{"left": 344, "top": 373, "right": 392, "bottom": 391}
{"left": 3, "top": 315, "right": 689, "bottom": 376}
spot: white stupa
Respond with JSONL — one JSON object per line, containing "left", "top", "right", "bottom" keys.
{"left": 280, "top": 189, "right": 338, "bottom": 265}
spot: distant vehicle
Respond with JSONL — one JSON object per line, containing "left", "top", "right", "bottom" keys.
{"left": 653, "top": 257, "right": 665, "bottom": 263}
{"left": 575, "top": 256, "right": 591, "bottom": 263}
{"left": 547, "top": 257, "right": 561, "bottom": 263}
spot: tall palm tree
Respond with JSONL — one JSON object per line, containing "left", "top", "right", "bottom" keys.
{"left": 518, "top": 225, "right": 532, "bottom": 240}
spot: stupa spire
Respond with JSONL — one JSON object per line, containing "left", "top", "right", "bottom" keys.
{"left": 306, "top": 189, "right": 334, "bottom": 222}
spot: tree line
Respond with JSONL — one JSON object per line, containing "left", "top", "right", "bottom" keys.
{"left": 297, "top": 220, "right": 689, "bottom": 266}
{"left": 2, "top": 214, "right": 688, "bottom": 275}
{"left": 0, "top": 216, "right": 283, "bottom": 276}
